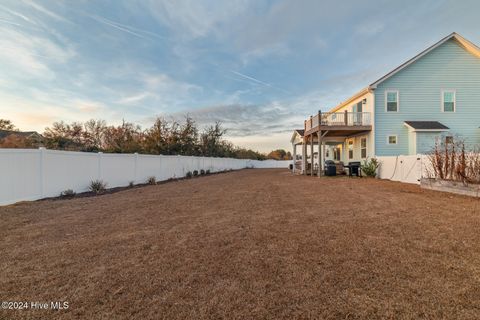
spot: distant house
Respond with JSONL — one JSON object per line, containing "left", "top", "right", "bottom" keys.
{"left": 293, "top": 32, "right": 480, "bottom": 175}
{"left": 0, "top": 130, "right": 43, "bottom": 147}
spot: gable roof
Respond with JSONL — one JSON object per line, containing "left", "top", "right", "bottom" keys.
{"left": 290, "top": 129, "right": 305, "bottom": 144}
{"left": 369, "top": 32, "right": 480, "bottom": 89}
{"left": 328, "top": 33, "right": 480, "bottom": 113}
{"left": 294, "top": 129, "right": 304, "bottom": 137}
{"left": 404, "top": 121, "right": 449, "bottom": 131}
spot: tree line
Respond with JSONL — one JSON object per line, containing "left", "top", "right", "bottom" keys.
{"left": 0, "top": 118, "right": 292, "bottom": 160}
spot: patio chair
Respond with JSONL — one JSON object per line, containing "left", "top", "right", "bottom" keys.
{"left": 335, "top": 161, "right": 345, "bottom": 175}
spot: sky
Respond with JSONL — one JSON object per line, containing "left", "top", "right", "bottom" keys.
{"left": 1, "top": 0, "right": 480, "bottom": 152}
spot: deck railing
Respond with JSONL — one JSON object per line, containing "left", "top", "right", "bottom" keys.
{"left": 305, "top": 112, "right": 371, "bottom": 131}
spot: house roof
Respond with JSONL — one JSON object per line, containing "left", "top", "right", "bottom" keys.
{"left": 294, "top": 129, "right": 304, "bottom": 137}
{"left": 404, "top": 121, "right": 449, "bottom": 131}
{"left": 0, "top": 130, "right": 42, "bottom": 139}
{"left": 290, "top": 129, "right": 305, "bottom": 144}
{"left": 369, "top": 32, "right": 480, "bottom": 89}
{"left": 328, "top": 32, "right": 480, "bottom": 113}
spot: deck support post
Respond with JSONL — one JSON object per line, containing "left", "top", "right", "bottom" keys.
{"left": 302, "top": 137, "right": 307, "bottom": 175}
{"left": 303, "top": 120, "right": 307, "bottom": 175}
{"left": 310, "top": 134, "right": 314, "bottom": 176}
{"left": 317, "top": 131, "right": 322, "bottom": 177}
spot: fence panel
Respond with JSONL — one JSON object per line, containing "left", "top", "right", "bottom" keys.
{"left": 0, "top": 149, "right": 291, "bottom": 206}
{"left": 136, "top": 154, "right": 161, "bottom": 183}
{"left": 101, "top": 153, "right": 136, "bottom": 188}
{"left": 0, "top": 149, "right": 41, "bottom": 204}
{"left": 43, "top": 150, "right": 99, "bottom": 196}
{"left": 377, "top": 155, "right": 422, "bottom": 184}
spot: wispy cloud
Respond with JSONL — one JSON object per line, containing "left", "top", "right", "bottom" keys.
{"left": 22, "top": 0, "right": 68, "bottom": 22}
{"left": 87, "top": 13, "right": 166, "bottom": 41}
{"left": 230, "top": 70, "right": 290, "bottom": 94}
{"left": 171, "top": 102, "right": 301, "bottom": 137}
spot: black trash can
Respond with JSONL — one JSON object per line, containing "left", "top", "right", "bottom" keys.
{"left": 324, "top": 160, "right": 336, "bottom": 176}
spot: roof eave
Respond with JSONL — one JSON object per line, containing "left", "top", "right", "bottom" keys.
{"left": 370, "top": 32, "right": 480, "bottom": 89}
{"left": 328, "top": 87, "right": 372, "bottom": 113}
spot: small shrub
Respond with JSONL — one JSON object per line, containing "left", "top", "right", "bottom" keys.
{"left": 147, "top": 176, "right": 157, "bottom": 185}
{"left": 128, "top": 181, "right": 134, "bottom": 188}
{"left": 60, "top": 189, "right": 76, "bottom": 198}
{"left": 206, "top": 169, "right": 210, "bottom": 174}
{"left": 186, "top": 171, "right": 193, "bottom": 178}
{"left": 361, "top": 158, "right": 380, "bottom": 177}
{"left": 193, "top": 170, "right": 199, "bottom": 176}
{"left": 200, "top": 169, "right": 205, "bottom": 175}
{"left": 89, "top": 180, "right": 107, "bottom": 194}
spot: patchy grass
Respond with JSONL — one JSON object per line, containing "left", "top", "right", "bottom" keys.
{"left": 1, "top": 169, "right": 480, "bottom": 319}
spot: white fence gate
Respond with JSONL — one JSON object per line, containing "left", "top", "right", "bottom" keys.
{"left": 377, "top": 155, "right": 429, "bottom": 184}
{"left": 0, "top": 148, "right": 291, "bottom": 206}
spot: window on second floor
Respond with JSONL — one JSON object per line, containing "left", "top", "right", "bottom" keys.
{"left": 386, "top": 91, "right": 399, "bottom": 112}
{"left": 442, "top": 90, "right": 456, "bottom": 112}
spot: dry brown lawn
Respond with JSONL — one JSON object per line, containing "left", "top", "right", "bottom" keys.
{"left": 1, "top": 169, "right": 480, "bottom": 319}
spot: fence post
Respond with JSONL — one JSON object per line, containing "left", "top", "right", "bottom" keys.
{"left": 39, "top": 147, "right": 46, "bottom": 198}
{"left": 344, "top": 110, "right": 348, "bottom": 125}
{"left": 98, "top": 152, "right": 103, "bottom": 180}
{"left": 134, "top": 152, "right": 138, "bottom": 183}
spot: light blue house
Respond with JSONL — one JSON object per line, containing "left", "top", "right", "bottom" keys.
{"left": 292, "top": 32, "right": 480, "bottom": 175}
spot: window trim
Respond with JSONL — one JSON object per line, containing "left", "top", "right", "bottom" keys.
{"left": 441, "top": 89, "right": 456, "bottom": 112}
{"left": 385, "top": 90, "right": 399, "bottom": 112}
{"left": 387, "top": 135, "right": 398, "bottom": 145}
{"left": 348, "top": 139, "right": 354, "bottom": 159}
{"left": 360, "top": 137, "right": 367, "bottom": 159}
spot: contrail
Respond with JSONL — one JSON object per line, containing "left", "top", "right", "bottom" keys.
{"left": 0, "top": 18, "right": 23, "bottom": 27}
{"left": 230, "top": 70, "right": 290, "bottom": 94}
{"left": 88, "top": 14, "right": 166, "bottom": 41}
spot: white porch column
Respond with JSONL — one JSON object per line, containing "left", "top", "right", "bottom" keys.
{"left": 292, "top": 143, "right": 297, "bottom": 173}
{"left": 302, "top": 139, "right": 306, "bottom": 174}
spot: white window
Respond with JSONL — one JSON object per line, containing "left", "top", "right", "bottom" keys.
{"left": 348, "top": 140, "right": 354, "bottom": 159}
{"left": 361, "top": 137, "right": 367, "bottom": 158}
{"left": 385, "top": 90, "right": 399, "bottom": 112}
{"left": 442, "top": 90, "right": 456, "bottom": 112}
{"left": 387, "top": 135, "right": 398, "bottom": 145}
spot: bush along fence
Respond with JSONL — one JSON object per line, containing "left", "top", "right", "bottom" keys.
{"left": 375, "top": 138, "right": 480, "bottom": 197}
{"left": 0, "top": 148, "right": 291, "bottom": 206}
{"left": 420, "top": 139, "right": 480, "bottom": 197}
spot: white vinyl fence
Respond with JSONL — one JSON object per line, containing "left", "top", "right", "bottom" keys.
{"left": 0, "top": 148, "right": 291, "bottom": 206}
{"left": 377, "top": 155, "right": 429, "bottom": 184}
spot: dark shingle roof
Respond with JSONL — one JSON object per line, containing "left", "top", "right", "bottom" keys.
{"left": 404, "top": 121, "right": 449, "bottom": 130}
{"left": 295, "top": 129, "right": 305, "bottom": 137}
{"left": 0, "top": 130, "right": 42, "bottom": 139}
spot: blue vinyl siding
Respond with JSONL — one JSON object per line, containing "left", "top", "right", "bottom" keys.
{"left": 416, "top": 132, "right": 440, "bottom": 154}
{"left": 374, "top": 39, "right": 480, "bottom": 156}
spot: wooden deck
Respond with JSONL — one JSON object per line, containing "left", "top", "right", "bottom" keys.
{"left": 304, "top": 111, "right": 372, "bottom": 137}
{"left": 298, "top": 111, "right": 372, "bottom": 177}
